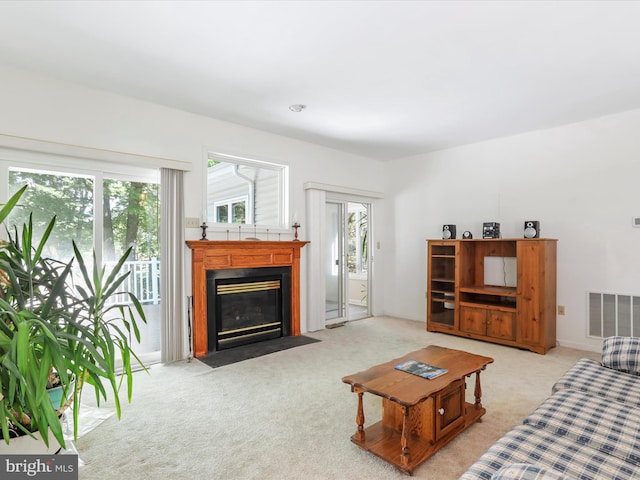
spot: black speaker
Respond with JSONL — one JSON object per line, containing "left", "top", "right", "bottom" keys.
{"left": 462, "top": 231, "right": 473, "bottom": 239}
{"left": 442, "top": 224, "right": 456, "bottom": 239}
{"left": 482, "top": 222, "right": 501, "bottom": 239}
{"left": 524, "top": 220, "right": 540, "bottom": 238}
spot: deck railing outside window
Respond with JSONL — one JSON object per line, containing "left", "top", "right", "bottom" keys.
{"left": 105, "top": 258, "right": 161, "bottom": 305}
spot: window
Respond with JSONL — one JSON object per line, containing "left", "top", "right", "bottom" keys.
{"left": 206, "top": 153, "right": 288, "bottom": 230}
{"left": 8, "top": 168, "right": 94, "bottom": 262}
{"left": 347, "top": 204, "right": 368, "bottom": 275}
{"left": 214, "top": 196, "right": 248, "bottom": 224}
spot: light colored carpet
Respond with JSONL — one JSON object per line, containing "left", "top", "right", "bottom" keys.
{"left": 74, "top": 316, "right": 600, "bottom": 479}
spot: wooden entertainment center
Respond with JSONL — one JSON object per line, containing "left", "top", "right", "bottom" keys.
{"left": 426, "top": 238, "right": 557, "bottom": 354}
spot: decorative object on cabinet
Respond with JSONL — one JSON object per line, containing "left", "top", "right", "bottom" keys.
{"left": 523, "top": 220, "right": 540, "bottom": 238}
{"left": 482, "top": 222, "right": 500, "bottom": 238}
{"left": 426, "top": 238, "right": 557, "bottom": 354}
{"left": 442, "top": 224, "right": 456, "bottom": 239}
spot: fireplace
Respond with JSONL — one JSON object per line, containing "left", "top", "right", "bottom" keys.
{"left": 207, "top": 267, "right": 291, "bottom": 351}
{"left": 186, "top": 240, "right": 308, "bottom": 358}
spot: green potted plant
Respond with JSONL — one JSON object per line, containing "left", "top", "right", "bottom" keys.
{"left": 0, "top": 185, "right": 147, "bottom": 450}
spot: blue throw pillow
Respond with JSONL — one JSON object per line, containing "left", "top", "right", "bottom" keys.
{"left": 602, "top": 336, "right": 640, "bottom": 375}
{"left": 491, "top": 463, "right": 575, "bottom": 480}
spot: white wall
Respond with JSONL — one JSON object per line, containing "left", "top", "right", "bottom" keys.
{"left": 6, "top": 63, "right": 640, "bottom": 353}
{"left": 383, "top": 109, "right": 640, "bottom": 352}
{"left": 0, "top": 64, "right": 385, "bottom": 336}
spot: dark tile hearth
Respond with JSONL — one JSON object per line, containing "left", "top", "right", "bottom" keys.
{"left": 198, "top": 335, "right": 320, "bottom": 369}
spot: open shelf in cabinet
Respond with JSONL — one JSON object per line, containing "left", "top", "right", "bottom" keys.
{"left": 431, "top": 245, "right": 456, "bottom": 256}
{"left": 459, "top": 285, "right": 516, "bottom": 296}
{"left": 460, "top": 300, "right": 516, "bottom": 312}
{"left": 459, "top": 286, "right": 516, "bottom": 310}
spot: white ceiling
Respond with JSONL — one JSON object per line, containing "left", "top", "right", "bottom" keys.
{"left": 1, "top": 1, "right": 640, "bottom": 161}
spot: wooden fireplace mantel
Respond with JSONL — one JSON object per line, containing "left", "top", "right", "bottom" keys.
{"left": 186, "top": 240, "right": 309, "bottom": 358}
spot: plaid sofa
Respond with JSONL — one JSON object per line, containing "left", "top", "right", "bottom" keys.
{"left": 460, "top": 337, "right": 640, "bottom": 480}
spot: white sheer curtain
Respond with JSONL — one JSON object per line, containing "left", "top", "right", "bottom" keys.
{"left": 160, "top": 168, "right": 185, "bottom": 363}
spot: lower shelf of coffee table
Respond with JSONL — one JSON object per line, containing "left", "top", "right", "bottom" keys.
{"left": 351, "top": 401, "right": 484, "bottom": 475}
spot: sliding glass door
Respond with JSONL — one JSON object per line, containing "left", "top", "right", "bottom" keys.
{"left": 6, "top": 166, "right": 161, "bottom": 364}
{"left": 325, "top": 200, "right": 371, "bottom": 324}
{"left": 102, "top": 178, "right": 161, "bottom": 362}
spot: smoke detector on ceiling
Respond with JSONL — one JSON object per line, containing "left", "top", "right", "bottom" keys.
{"left": 288, "top": 104, "right": 306, "bottom": 112}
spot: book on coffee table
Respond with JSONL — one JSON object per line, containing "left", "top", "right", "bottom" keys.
{"left": 394, "top": 359, "right": 448, "bottom": 379}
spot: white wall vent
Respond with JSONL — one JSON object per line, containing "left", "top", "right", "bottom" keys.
{"left": 588, "top": 292, "right": 640, "bottom": 338}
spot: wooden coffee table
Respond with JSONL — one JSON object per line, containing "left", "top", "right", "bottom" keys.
{"left": 342, "top": 346, "right": 494, "bottom": 475}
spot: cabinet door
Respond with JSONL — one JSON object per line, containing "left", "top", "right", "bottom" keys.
{"left": 460, "top": 306, "right": 486, "bottom": 335}
{"left": 427, "top": 242, "right": 458, "bottom": 330}
{"left": 487, "top": 310, "right": 515, "bottom": 340}
{"left": 435, "top": 379, "right": 465, "bottom": 440}
{"left": 517, "top": 241, "right": 543, "bottom": 345}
